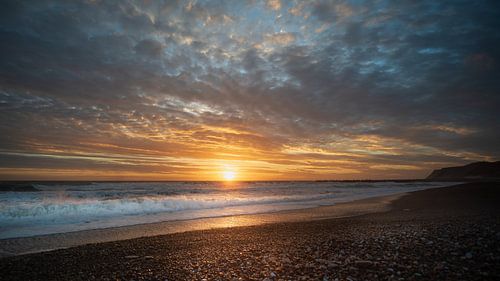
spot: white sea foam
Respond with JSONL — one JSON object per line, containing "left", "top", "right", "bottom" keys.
{"left": 0, "top": 181, "right": 456, "bottom": 238}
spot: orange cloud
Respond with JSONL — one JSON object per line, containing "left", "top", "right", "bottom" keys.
{"left": 266, "top": 0, "right": 281, "bottom": 11}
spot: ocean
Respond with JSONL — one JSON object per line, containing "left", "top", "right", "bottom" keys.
{"left": 0, "top": 181, "right": 455, "bottom": 239}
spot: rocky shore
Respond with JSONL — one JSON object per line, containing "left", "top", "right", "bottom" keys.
{"left": 1, "top": 182, "right": 499, "bottom": 280}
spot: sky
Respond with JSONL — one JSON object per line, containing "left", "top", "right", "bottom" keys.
{"left": 0, "top": 0, "right": 499, "bottom": 181}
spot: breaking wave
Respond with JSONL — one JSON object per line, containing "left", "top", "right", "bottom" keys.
{"left": 0, "top": 181, "right": 455, "bottom": 238}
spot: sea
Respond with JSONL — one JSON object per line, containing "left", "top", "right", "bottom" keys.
{"left": 0, "top": 181, "right": 456, "bottom": 239}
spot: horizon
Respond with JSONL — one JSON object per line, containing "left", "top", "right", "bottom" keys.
{"left": 0, "top": 178, "right": 442, "bottom": 183}
{"left": 1, "top": 0, "right": 499, "bottom": 181}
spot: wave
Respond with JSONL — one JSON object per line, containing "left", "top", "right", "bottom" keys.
{"left": 0, "top": 192, "right": 340, "bottom": 224}
{"left": 0, "top": 181, "right": 456, "bottom": 238}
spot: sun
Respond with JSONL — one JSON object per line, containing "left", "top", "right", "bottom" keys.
{"left": 222, "top": 170, "right": 236, "bottom": 181}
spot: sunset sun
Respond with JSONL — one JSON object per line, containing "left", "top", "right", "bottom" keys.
{"left": 222, "top": 170, "right": 236, "bottom": 181}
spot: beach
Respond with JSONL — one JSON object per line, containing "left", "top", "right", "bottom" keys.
{"left": 2, "top": 1, "right": 499, "bottom": 280}
{"left": 0, "top": 182, "right": 499, "bottom": 280}
{"left": 0, "top": 181, "right": 449, "bottom": 253}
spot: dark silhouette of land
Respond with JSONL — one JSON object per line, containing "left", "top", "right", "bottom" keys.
{"left": 427, "top": 161, "right": 500, "bottom": 181}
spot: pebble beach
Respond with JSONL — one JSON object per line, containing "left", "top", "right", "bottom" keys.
{"left": 0, "top": 182, "right": 499, "bottom": 280}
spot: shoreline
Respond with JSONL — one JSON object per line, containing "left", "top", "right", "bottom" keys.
{"left": 0, "top": 188, "right": 404, "bottom": 257}
{"left": 0, "top": 182, "right": 498, "bottom": 280}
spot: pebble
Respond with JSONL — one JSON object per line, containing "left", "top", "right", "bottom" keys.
{"left": 354, "top": 260, "right": 374, "bottom": 268}
{"left": 1, "top": 184, "right": 499, "bottom": 281}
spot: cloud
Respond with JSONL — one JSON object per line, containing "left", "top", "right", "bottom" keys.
{"left": 288, "top": 2, "right": 305, "bottom": 16}
{"left": 0, "top": 0, "right": 499, "bottom": 180}
{"left": 134, "top": 39, "right": 164, "bottom": 57}
{"left": 264, "top": 32, "right": 296, "bottom": 45}
{"left": 266, "top": 0, "right": 281, "bottom": 11}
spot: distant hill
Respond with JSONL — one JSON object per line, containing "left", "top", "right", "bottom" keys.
{"left": 427, "top": 161, "right": 500, "bottom": 181}
{"left": 0, "top": 183, "right": 39, "bottom": 192}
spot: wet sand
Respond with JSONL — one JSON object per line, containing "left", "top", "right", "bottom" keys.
{"left": 0, "top": 182, "right": 499, "bottom": 280}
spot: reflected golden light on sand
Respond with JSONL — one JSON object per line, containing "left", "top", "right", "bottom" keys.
{"left": 213, "top": 216, "right": 247, "bottom": 228}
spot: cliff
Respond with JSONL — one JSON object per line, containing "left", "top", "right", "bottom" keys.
{"left": 426, "top": 161, "right": 500, "bottom": 181}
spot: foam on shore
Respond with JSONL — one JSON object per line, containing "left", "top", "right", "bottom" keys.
{"left": 0, "top": 181, "right": 454, "bottom": 239}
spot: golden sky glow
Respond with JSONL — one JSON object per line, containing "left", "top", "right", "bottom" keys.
{"left": 0, "top": 0, "right": 498, "bottom": 181}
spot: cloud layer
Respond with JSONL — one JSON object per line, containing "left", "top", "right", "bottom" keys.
{"left": 0, "top": 0, "right": 499, "bottom": 180}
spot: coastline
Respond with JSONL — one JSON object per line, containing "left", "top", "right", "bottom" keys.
{"left": 1, "top": 182, "right": 498, "bottom": 280}
{"left": 0, "top": 187, "right": 403, "bottom": 257}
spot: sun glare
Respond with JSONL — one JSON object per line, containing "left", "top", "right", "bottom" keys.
{"left": 223, "top": 170, "right": 236, "bottom": 181}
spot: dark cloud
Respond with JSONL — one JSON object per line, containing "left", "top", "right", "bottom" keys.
{"left": 135, "top": 39, "right": 164, "bottom": 57}
{"left": 0, "top": 0, "right": 499, "bottom": 180}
